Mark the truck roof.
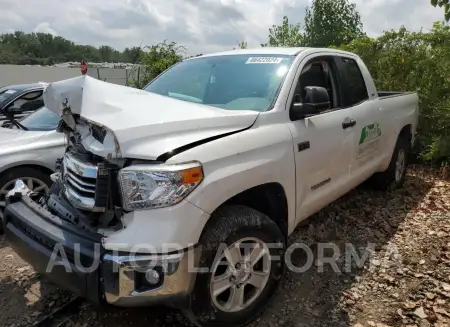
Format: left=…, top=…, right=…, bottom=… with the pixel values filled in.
left=199, top=47, right=307, bottom=57
left=191, top=47, right=357, bottom=59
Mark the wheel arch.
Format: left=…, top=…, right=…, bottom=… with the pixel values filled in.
left=399, top=124, right=412, bottom=145
left=0, top=163, right=54, bottom=181
left=199, top=182, right=289, bottom=240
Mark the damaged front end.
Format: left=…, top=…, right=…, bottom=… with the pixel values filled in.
left=52, top=117, right=126, bottom=231
left=47, top=148, right=126, bottom=233
left=2, top=114, right=126, bottom=234
left=40, top=78, right=127, bottom=232
left=32, top=75, right=257, bottom=235
left=5, top=116, right=128, bottom=233
left=58, top=112, right=122, bottom=160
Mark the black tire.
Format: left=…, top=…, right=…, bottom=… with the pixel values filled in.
left=369, top=134, right=410, bottom=190
left=0, top=167, right=52, bottom=232
left=184, top=205, right=286, bottom=327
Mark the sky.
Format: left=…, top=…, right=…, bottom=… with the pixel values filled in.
left=0, top=0, right=445, bottom=55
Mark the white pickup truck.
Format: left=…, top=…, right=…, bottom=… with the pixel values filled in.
left=4, top=48, right=418, bottom=326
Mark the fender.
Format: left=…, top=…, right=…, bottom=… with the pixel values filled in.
left=166, top=117, right=297, bottom=236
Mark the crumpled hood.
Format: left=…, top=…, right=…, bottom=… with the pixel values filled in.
left=0, top=127, right=46, bottom=153
left=43, top=76, right=259, bottom=160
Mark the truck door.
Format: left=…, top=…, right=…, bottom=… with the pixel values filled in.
left=287, top=55, right=355, bottom=225
left=335, top=57, right=382, bottom=184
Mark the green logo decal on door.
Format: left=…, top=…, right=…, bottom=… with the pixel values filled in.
left=357, top=122, right=382, bottom=160
left=359, top=122, right=381, bottom=145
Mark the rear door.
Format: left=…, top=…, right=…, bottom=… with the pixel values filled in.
left=335, top=57, right=383, bottom=184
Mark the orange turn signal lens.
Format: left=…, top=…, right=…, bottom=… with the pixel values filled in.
left=182, top=167, right=204, bottom=184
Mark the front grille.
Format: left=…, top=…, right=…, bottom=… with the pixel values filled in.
left=66, top=168, right=96, bottom=197
left=61, top=152, right=119, bottom=213
left=62, top=153, right=98, bottom=211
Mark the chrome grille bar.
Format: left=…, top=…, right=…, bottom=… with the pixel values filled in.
left=66, top=171, right=96, bottom=193
left=67, top=178, right=96, bottom=194
left=62, top=153, right=98, bottom=210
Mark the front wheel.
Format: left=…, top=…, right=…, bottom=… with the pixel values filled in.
left=0, top=167, right=52, bottom=232
left=185, top=205, right=285, bottom=327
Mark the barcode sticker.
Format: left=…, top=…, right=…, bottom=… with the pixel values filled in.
left=246, top=57, right=283, bottom=64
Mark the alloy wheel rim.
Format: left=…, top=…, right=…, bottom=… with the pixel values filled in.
left=395, top=149, right=405, bottom=182
left=0, top=178, right=49, bottom=217
left=209, top=237, right=271, bottom=313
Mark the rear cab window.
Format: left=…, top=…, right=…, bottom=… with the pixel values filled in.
left=338, top=57, right=369, bottom=107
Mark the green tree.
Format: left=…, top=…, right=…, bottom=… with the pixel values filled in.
left=338, top=22, right=450, bottom=161
left=304, top=0, right=364, bottom=47
left=136, top=40, right=186, bottom=87
left=123, top=47, right=143, bottom=63
left=261, top=16, right=304, bottom=47
left=99, top=45, right=114, bottom=62
left=0, top=31, right=137, bottom=65
left=431, top=0, right=450, bottom=21
left=235, top=41, right=248, bottom=49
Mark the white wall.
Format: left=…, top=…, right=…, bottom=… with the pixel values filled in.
left=0, top=65, right=140, bottom=86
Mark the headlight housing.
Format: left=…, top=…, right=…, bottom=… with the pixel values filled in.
left=118, top=162, right=203, bottom=211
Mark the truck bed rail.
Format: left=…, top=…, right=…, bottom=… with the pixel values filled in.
left=378, top=91, right=416, bottom=99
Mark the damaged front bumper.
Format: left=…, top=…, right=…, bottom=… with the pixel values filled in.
left=3, top=184, right=199, bottom=307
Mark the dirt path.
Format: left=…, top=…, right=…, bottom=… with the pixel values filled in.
left=1, top=165, right=449, bottom=327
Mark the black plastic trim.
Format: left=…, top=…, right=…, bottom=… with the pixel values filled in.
left=156, top=125, right=254, bottom=162
left=297, top=141, right=310, bottom=152
left=311, top=177, right=331, bottom=191
left=4, top=199, right=102, bottom=303
left=378, top=91, right=414, bottom=100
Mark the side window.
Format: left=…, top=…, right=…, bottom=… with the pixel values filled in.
left=340, top=58, right=368, bottom=106
left=5, top=90, right=44, bottom=111
left=294, top=57, right=340, bottom=109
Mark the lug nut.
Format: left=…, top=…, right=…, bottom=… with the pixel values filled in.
left=229, top=276, right=236, bottom=282
left=235, top=263, right=241, bottom=269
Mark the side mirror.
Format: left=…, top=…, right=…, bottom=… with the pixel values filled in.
left=5, top=107, right=23, bottom=118
left=290, top=86, right=331, bottom=120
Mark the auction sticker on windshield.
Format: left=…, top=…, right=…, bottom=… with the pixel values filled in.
left=357, top=122, right=381, bottom=160
left=246, top=57, right=283, bottom=64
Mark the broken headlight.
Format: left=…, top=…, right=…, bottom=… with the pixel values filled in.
left=118, top=162, right=203, bottom=211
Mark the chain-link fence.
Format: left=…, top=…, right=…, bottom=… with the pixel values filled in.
left=88, top=66, right=146, bottom=86
left=0, top=65, right=147, bottom=87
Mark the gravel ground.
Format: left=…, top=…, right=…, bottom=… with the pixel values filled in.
left=1, top=165, right=449, bottom=327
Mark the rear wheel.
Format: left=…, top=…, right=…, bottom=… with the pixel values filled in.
left=370, top=135, right=410, bottom=190
left=185, top=205, right=285, bottom=327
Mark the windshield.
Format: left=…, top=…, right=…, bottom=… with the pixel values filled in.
left=0, top=88, right=19, bottom=106
left=143, top=54, right=294, bottom=112
left=19, top=107, right=60, bottom=131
